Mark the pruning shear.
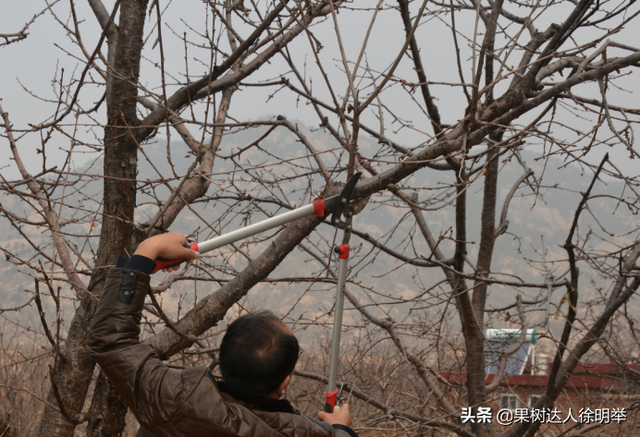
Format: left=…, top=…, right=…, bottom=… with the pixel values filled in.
left=152, top=172, right=367, bottom=273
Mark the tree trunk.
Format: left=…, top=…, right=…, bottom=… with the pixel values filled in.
left=467, top=152, right=499, bottom=437
left=87, top=374, right=129, bottom=437
left=34, top=1, right=149, bottom=435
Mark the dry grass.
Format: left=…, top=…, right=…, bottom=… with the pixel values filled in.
left=0, top=326, right=51, bottom=436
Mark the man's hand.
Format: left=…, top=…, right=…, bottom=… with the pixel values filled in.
left=317, top=403, right=352, bottom=428
left=134, top=232, right=199, bottom=272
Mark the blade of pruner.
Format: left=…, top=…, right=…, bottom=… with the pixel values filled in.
left=331, top=172, right=362, bottom=226
left=350, top=194, right=370, bottom=216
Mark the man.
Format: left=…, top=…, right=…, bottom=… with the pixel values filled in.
left=88, top=232, right=357, bottom=437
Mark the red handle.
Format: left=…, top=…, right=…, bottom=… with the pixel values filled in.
left=312, top=198, right=326, bottom=217
left=324, top=388, right=338, bottom=413
left=152, top=242, right=199, bottom=274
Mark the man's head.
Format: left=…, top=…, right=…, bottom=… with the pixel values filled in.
left=219, top=311, right=300, bottom=397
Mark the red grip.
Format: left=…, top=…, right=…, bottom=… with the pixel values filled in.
left=312, top=199, right=325, bottom=217
left=152, top=242, right=199, bottom=274
left=325, top=388, right=338, bottom=413
left=336, top=244, right=350, bottom=259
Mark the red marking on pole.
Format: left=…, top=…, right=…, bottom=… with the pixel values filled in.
left=312, top=199, right=325, bottom=217
left=337, top=244, right=350, bottom=259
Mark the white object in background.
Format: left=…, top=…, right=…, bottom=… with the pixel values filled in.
left=485, top=328, right=537, bottom=344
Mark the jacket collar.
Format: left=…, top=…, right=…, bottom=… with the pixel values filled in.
left=217, top=379, right=297, bottom=414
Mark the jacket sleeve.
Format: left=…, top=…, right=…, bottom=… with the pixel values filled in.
left=306, top=417, right=359, bottom=437
left=87, top=268, right=205, bottom=428
left=333, top=424, right=360, bottom=437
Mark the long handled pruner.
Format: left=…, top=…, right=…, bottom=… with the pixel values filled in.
left=323, top=172, right=368, bottom=413
left=151, top=173, right=367, bottom=274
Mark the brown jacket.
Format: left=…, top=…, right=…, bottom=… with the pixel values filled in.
left=88, top=268, right=356, bottom=437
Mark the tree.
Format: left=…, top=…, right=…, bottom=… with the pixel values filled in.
left=0, top=0, right=639, bottom=436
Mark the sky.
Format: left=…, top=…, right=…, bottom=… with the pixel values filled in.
left=1, top=0, right=639, bottom=181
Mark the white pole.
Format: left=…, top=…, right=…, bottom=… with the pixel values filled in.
left=197, top=203, right=317, bottom=254
left=327, top=256, right=348, bottom=393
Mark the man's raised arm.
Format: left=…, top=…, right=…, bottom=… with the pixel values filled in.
left=87, top=233, right=201, bottom=427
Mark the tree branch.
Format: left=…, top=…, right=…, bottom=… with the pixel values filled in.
left=0, top=104, right=89, bottom=296
left=397, top=0, right=443, bottom=136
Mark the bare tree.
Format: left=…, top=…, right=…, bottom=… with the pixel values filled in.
left=1, top=0, right=639, bottom=436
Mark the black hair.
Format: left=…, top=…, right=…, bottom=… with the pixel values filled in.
left=219, top=311, right=300, bottom=397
